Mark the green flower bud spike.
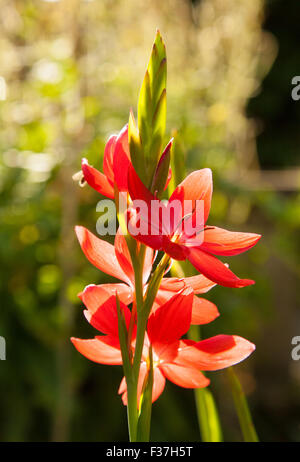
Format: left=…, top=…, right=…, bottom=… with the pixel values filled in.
left=129, top=30, right=167, bottom=188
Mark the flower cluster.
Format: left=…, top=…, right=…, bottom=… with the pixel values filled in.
left=71, top=122, right=260, bottom=404
left=71, top=31, right=261, bottom=441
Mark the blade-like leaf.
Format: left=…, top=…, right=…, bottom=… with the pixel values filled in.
left=227, top=367, right=259, bottom=442
left=128, top=110, right=146, bottom=184
left=116, top=293, right=131, bottom=377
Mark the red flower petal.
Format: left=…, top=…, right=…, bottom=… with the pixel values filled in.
left=119, top=364, right=166, bottom=405
left=113, top=124, right=131, bottom=191
left=191, top=296, right=219, bottom=325
left=128, top=162, right=156, bottom=205
left=182, top=274, right=216, bottom=294
left=83, top=295, right=132, bottom=338
left=113, top=227, right=154, bottom=287
left=127, top=164, right=171, bottom=240
left=159, top=273, right=217, bottom=295
left=165, top=167, right=172, bottom=190
left=187, top=247, right=255, bottom=288
left=143, top=245, right=155, bottom=286
left=79, top=283, right=133, bottom=312
left=147, top=289, right=193, bottom=345
left=162, top=236, right=188, bottom=260
left=75, top=226, right=131, bottom=285
left=153, top=341, right=180, bottom=363
left=169, top=168, right=212, bottom=224
left=114, top=228, right=134, bottom=285
left=71, top=336, right=122, bottom=365
left=159, top=277, right=186, bottom=293
left=176, top=335, right=255, bottom=371
left=102, top=135, right=117, bottom=184
left=159, top=363, right=210, bottom=388
left=126, top=206, right=163, bottom=250
left=201, top=226, right=261, bottom=256
left=81, top=158, right=114, bottom=199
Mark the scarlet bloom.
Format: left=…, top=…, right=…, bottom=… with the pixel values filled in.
left=75, top=225, right=219, bottom=326
left=71, top=289, right=255, bottom=404
left=81, top=124, right=171, bottom=199
left=127, top=165, right=261, bottom=288
left=81, top=124, right=130, bottom=198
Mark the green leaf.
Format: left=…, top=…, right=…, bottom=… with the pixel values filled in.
left=128, top=110, right=146, bottom=184
left=116, top=294, right=131, bottom=377
left=227, top=367, right=259, bottom=442
left=188, top=324, right=223, bottom=442
left=194, top=388, right=223, bottom=442
left=168, top=129, right=186, bottom=191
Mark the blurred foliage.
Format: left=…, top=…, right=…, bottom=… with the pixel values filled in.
left=0, top=0, right=299, bottom=442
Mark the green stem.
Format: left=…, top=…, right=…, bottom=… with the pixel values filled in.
left=127, top=252, right=170, bottom=441
left=143, top=253, right=170, bottom=316
left=227, top=366, right=259, bottom=442
left=133, top=253, right=170, bottom=378
left=116, top=294, right=138, bottom=441
left=124, top=244, right=146, bottom=442
left=188, top=325, right=223, bottom=442
left=126, top=375, right=138, bottom=442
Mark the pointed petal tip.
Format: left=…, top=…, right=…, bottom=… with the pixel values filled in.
left=180, top=286, right=194, bottom=297
left=197, top=167, right=212, bottom=176
left=238, top=279, right=255, bottom=288
left=74, top=224, right=82, bottom=235
left=74, top=225, right=85, bottom=243
left=83, top=309, right=91, bottom=324
left=250, top=341, right=256, bottom=353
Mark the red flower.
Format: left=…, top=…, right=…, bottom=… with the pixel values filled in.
left=127, top=165, right=261, bottom=288
left=71, top=289, right=255, bottom=404
left=82, top=124, right=130, bottom=198
left=81, top=124, right=172, bottom=199
left=75, top=225, right=219, bottom=326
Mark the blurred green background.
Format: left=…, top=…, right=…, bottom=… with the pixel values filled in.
left=0, top=0, right=299, bottom=442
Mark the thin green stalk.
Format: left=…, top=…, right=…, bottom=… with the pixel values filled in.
left=132, top=311, right=148, bottom=381
left=188, top=325, right=223, bottom=442
left=227, top=367, right=259, bottom=442
left=125, top=376, right=138, bottom=441
left=131, top=245, right=147, bottom=382
left=128, top=252, right=170, bottom=441
left=116, top=294, right=138, bottom=441
left=143, top=253, right=170, bottom=317
left=194, top=386, right=223, bottom=442
left=122, top=244, right=146, bottom=442
left=132, top=254, right=170, bottom=378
